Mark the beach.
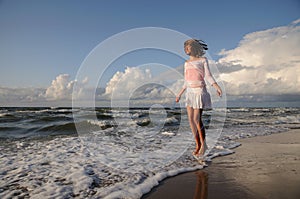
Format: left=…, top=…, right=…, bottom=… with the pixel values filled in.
left=143, top=129, right=300, bottom=199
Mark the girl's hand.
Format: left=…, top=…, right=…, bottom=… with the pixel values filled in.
left=216, top=88, right=222, bottom=97
left=176, top=88, right=186, bottom=103
left=212, top=83, right=222, bottom=97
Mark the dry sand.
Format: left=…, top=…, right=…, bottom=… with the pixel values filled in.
left=143, top=129, right=300, bottom=199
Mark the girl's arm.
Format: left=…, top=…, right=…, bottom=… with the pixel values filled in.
left=204, top=57, right=222, bottom=97
left=176, top=87, right=186, bottom=102
left=212, top=83, right=222, bottom=97
left=203, top=57, right=216, bottom=86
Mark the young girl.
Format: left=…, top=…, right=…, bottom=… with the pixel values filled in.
left=176, top=39, right=222, bottom=156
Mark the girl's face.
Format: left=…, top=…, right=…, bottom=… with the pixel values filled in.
left=184, top=45, right=192, bottom=56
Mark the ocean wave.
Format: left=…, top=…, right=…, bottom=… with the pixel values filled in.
left=28, top=116, right=73, bottom=124
left=136, top=118, right=151, bottom=126
left=87, top=119, right=116, bottom=130
left=0, top=113, right=23, bottom=123
left=37, top=122, right=77, bottom=133
left=0, top=113, right=7, bottom=117
left=0, top=127, right=25, bottom=140
left=164, top=116, right=179, bottom=125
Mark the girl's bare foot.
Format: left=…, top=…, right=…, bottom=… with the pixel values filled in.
left=198, top=147, right=204, bottom=156
left=193, top=149, right=199, bottom=155
left=199, top=142, right=208, bottom=155
left=193, top=146, right=201, bottom=155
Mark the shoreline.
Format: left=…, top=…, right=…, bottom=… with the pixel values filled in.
left=142, top=129, right=300, bottom=199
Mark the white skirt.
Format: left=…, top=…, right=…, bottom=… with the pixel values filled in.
left=185, top=87, right=212, bottom=109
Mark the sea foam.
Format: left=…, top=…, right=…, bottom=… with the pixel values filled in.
left=0, top=107, right=299, bottom=198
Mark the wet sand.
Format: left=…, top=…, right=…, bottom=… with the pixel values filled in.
left=142, top=129, right=300, bottom=199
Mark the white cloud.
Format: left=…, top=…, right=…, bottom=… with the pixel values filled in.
left=105, top=67, right=152, bottom=98
left=104, top=67, right=151, bottom=106
left=104, top=66, right=183, bottom=106
left=291, top=18, right=300, bottom=25
left=218, top=19, right=300, bottom=95
left=0, top=74, right=92, bottom=106
left=0, top=87, right=44, bottom=105
left=43, top=74, right=89, bottom=100
left=43, top=74, right=75, bottom=100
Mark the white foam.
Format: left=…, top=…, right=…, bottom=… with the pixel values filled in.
left=227, top=142, right=241, bottom=149
left=87, top=119, right=114, bottom=128
left=208, top=149, right=235, bottom=159
left=0, top=111, right=250, bottom=198
left=0, top=113, right=7, bottom=117
left=161, top=131, right=175, bottom=136
left=102, top=166, right=204, bottom=199
left=164, top=116, right=178, bottom=124
left=0, top=135, right=212, bottom=198
left=131, top=113, right=141, bottom=119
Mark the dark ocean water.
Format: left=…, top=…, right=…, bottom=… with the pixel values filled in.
left=0, top=107, right=300, bottom=140
left=1, top=107, right=299, bottom=141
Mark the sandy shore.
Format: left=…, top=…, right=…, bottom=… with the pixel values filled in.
left=142, top=129, right=300, bottom=199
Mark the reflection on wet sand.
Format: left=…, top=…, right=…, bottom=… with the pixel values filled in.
left=193, top=170, right=208, bottom=199
left=141, top=169, right=209, bottom=199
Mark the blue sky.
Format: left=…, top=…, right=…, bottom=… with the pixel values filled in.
left=0, top=0, right=299, bottom=106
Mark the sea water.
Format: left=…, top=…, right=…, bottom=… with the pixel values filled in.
left=0, top=107, right=299, bottom=198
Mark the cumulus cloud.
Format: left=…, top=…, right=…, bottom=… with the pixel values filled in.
left=43, top=74, right=75, bottom=100
left=218, top=19, right=300, bottom=95
left=105, top=67, right=152, bottom=98
left=0, top=87, right=45, bottom=106
left=104, top=66, right=183, bottom=106
left=43, top=74, right=89, bottom=100
left=0, top=74, right=92, bottom=106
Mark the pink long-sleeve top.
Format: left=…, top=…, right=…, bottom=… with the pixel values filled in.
left=183, top=57, right=216, bottom=89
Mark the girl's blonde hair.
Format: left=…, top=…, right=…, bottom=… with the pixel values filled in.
left=184, top=39, right=208, bottom=57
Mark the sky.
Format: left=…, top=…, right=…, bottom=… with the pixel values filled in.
left=0, top=0, right=299, bottom=107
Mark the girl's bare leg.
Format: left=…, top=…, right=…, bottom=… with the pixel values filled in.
left=187, top=106, right=201, bottom=155
left=194, top=109, right=206, bottom=155
left=199, top=109, right=206, bottom=141
left=199, top=109, right=207, bottom=155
